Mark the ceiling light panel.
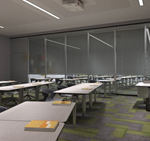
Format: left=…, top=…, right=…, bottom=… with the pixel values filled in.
left=22, top=0, right=60, bottom=19
left=138, top=0, right=144, bottom=6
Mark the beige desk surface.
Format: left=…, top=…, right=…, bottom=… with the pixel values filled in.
left=61, top=79, right=78, bottom=81
left=54, top=83, right=102, bottom=95
left=0, top=101, right=75, bottom=122
left=98, top=79, right=115, bottom=82
left=136, top=82, right=150, bottom=87
left=33, top=78, right=50, bottom=80
left=0, top=120, right=64, bottom=141
left=0, top=80, right=16, bottom=84
left=0, top=82, right=53, bottom=91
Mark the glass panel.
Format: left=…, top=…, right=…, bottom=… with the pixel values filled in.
left=67, top=33, right=88, bottom=75
left=46, top=35, right=65, bottom=74
left=90, top=31, right=114, bottom=75
left=116, top=28, right=144, bottom=95
left=29, top=37, right=45, bottom=74
left=147, top=27, right=150, bottom=76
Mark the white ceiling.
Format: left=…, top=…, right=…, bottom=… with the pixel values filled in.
left=0, top=0, right=149, bottom=37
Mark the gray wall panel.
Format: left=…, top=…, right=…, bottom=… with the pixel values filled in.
left=11, top=38, right=28, bottom=82
left=0, top=35, right=10, bottom=80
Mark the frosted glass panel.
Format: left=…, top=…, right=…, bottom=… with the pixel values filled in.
left=67, top=34, right=88, bottom=75
left=29, top=38, right=45, bottom=74
left=46, top=36, right=65, bottom=74
left=90, top=31, right=114, bottom=75
left=116, top=28, right=144, bottom=75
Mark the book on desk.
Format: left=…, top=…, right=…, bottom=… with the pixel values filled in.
left=24, top=120, right=59, bottom=132
left=52, top=101, right=72, bottom=106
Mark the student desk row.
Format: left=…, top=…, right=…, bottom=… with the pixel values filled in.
left=0, top=82, right=54, bottom=105
left=0, top=101, right=76, bottom=141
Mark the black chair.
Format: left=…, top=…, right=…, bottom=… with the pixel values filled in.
left=40, top=89, right=55, bottom=101
left=0, top=106, right=7, bottom=113
left=4, top=82, right=26, bottom=106
left=56, top=79, right=73, bottom=101
left=89, top=80, right=97, bottom=83
left=23, top=87, right=35, bottom=100
left=4, top=91, right=19, bottom=106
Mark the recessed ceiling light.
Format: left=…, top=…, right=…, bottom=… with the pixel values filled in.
left=22, top=0, right=60, bottom=19
left=0, top=26, right=4, bottom=28
left=138, top=0, right=144, bottom=6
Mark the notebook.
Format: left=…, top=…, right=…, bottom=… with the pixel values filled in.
left=24, top=120, right=59, bottom=132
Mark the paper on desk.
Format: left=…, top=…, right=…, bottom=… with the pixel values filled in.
left=13, top=85, right=24, bottom=88
left=82, top=88, right=93, bottom=90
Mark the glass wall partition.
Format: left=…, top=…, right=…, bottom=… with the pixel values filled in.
left=116, top=27, right=144, bottom=95
left=29, top=37, right=45, bottom=74
left=66, top=32, right=88, bottom=77
left=89, top=30, right=114, bottom=94
left=147, top=26, right=150, bottom=76
left=89, top=30, right=114, bottom=77
left=46, top=34, right=65, bottom=76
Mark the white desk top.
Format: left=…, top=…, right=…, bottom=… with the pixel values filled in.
left=0, top=120, right=64, bottom=141
left=50, top=77, right=64, bottom=79
left=33, top=78, right=50, bottom=80
left=54, top=83, right=102, bottom=95
left=61, top=79, right=78, bottom=81
left=97, top=79, right=115, bottom=82
left=136, top=82, right=150, bottom=87
left=0, top=101, right=75, bottom=122
left=0, top=82, right=54, bottom=91
left=0, top=80, right=16, bottom=84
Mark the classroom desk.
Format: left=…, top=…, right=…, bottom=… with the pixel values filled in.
left=0, top=82, right=54, bottom=105
left=0, top=80, right=16, bottom=86
left=136, top=82, right=150, bottom=98
left=97, top=79, right=115, bottom=96
left=0, top=120, right=64, bottom=141
left=0, top=101, right=76, bottom=126
left=54, top=83, right=102, bottom=116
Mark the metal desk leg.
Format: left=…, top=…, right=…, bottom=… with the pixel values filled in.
left=125, top=79, right=127, bottom=87
left=104, top=83, right=106, bottom=97
left=46, top=84, right=49, bottom=88
left=0, top=92, right=4, bottom=106
left=35, top=86, right=40, bottom=101
left=94, top=91, right=96, bottom=103
left=19, top=89, right=23, bottom=103
left=82, top=95, right=86, bottom=116
left=89, top=93, right=92, bottom=108
left=109, top=82, right=111, bottom=95
left=73, top=104, right=76, bottom=126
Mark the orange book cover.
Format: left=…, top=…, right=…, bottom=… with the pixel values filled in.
left=52, top=101, right=72, bottom=106
left=82, top=88, right=93, bottom=90
left=25, top=120, right=59, bottom=132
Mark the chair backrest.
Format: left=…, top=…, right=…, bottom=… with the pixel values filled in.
left=41, top=89, right=55, bottom=99
left=89, top=80, right=96, bottom=83
left=0, top=106, right=7, bottom=113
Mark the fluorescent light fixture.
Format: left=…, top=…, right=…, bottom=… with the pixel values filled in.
left=89, top=34, right=113, bottom=48
left=138, top=0, right=144, bottom=6
left=22, top=0, right=60, bottom=19
left=0, top=26, right=4, bottom=28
